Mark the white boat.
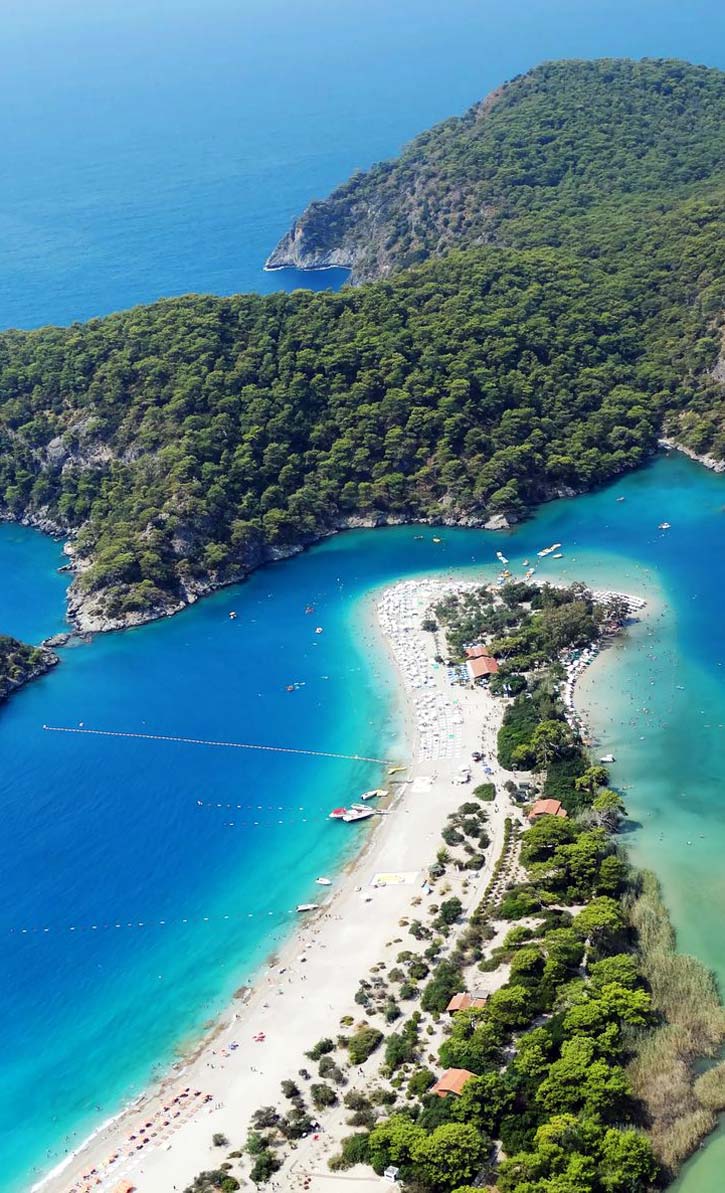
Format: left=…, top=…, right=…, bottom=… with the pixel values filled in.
left=496, top=551, right=509, bottom=565
left=342, top=806, right=375, bottom=823
left=315, top=626, right=324, bottom=634
left=360, top=788, right=388, bottom=800
left=552, top=553, right=564, bottom=559
left=537, top=542, right=562, bottom=557
left=296, top=903, right=318, bottom=913
left=315, top=877, right=332, bottom=886
left=329, top=807, right=347, bottom=820
left=600, top=753, right=616, bottom=764
left=658, top=522, right=671, bottom=530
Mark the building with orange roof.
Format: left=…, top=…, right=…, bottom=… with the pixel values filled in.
left=465, top=644, right=491, bottom=658
left=466, top=655, right=499, bottom=681
left=528, top=798, right=568, bottom=822
left=445, top=992, right=488, bottom=1013
left=431, top=1068, right=476, bottom=1098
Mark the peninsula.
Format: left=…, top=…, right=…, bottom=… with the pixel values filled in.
left=0, top=59, right=721, bottom=631
left=42, top=576, right=725, bottom=1193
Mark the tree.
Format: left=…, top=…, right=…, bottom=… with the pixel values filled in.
left=368, top=1115, right=425, bottom=1171
left=573, top=898, right=626, bottom=948
left=530, top=719, right=574, bottom=769
left=592, top=789, right=626, bottom=831
left=598, top=1127, right=659, bottom=1191
left=410, top=1122, right=486, bottom=1191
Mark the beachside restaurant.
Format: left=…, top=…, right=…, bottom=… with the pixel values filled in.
left=528, top=798, right=568, bottom=822
left=465, top=655, right=499, bottom=683
left=431, top=1068, right=476, bottom=1098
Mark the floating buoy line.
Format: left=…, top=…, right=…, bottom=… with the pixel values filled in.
left=8, top=905, right=309, bottom=938
left=42, top=724, right=392, bottom=765
left=196, top=800, right=306, bottom=813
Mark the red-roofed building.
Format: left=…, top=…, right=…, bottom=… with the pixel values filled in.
left=445, top=993, right=488, bottom=1014
left=431, top=1068, right=476, bottom=1098
left=465, top=644, right=491, bottom=658
left=528, top=798, right=568, bottom=822
left=466, top=656, right=499, bottom=681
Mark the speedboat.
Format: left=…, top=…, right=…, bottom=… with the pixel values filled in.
left=315, top=877, right=332, bottom=886
left=360, top=788, right=388, bottom=800
left=329, top=807, right=347, bottom=819
left=296, top=903, right=318, bottom=913
left=599, top=753, right=616, bottom=764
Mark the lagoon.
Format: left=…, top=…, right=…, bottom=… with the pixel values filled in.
left=3, top=451, right=725, bottom=1190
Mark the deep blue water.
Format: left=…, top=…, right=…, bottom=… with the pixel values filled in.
left=1, top=0, right=724, bottom=329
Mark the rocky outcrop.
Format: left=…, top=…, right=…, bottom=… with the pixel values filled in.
left=0, top=642, right=58, bottom=702
left=658, top=436, right=725, bottom=474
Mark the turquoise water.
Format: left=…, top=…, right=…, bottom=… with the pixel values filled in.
left=4, top=452, right=725, bottom=1190
left=1, top=0, right=725, bottom=329
left=4, top=0, right=725, bottom=1186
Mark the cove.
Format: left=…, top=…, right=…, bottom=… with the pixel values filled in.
left=3, top=450, right=725, bottom=1191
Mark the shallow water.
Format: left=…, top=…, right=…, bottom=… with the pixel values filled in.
left=4, top=452, right=725, bottom=1190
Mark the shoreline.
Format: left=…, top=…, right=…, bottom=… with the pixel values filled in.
left=30, top=571, right=656, bottom=1193
left=33, top=574, right=527, bottom=1193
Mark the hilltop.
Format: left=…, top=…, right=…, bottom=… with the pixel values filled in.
left=0, top=58, right=722, bottom=628
left=267, top=58, right=725, bottom=281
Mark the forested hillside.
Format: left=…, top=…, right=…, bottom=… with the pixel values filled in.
left=0, top=59, right=723, bottom=627
left=267, top=58, right=725, bottom=281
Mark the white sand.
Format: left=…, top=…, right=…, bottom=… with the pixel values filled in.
left=37, top=577, right=526, bottom=1193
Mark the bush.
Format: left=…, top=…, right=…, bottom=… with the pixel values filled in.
left=311, top=1082, right=338, bottom=1110
left=249, top=1149, right=281, bottom=1185
left=421, top=960, right=464, bottom=1013
left=408, top=1067, right=436, bottom=1098
left=328, top=1132, right=371, bottom=1171
left=212, top=1132, right=228, bottom=1147
left=474, top=783, right=496, bottom=801
left=306, top=1037, right=335, bottom=1060
left=348, top=1025, right=384, bottom=1065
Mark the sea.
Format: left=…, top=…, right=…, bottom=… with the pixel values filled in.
left=2, top=1, right=725, bottom=1189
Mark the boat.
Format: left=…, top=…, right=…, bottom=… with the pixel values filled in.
left=315, top=626, right=324, bottom=634
left=496, top=551, right=509, bottom=565
left=328, top=807, right=347, bottom=820
left=432, top=536, right=442, bottom=543
left=360, top=788, right=388, bottom=800
left=304, top=604, right=315, bottom=614
left=341, top=806, right=375, bottom=823
left=552, top=553, right=564, bottom=559
left=315, top=877, right=332, bottom=886
left=599, top=753, right=616, bottom=764
left=658, top=522, right=671, bottom=530
left=537, top=542, right=562, bottom=557
left=616, top=497, right=625, bottom=503
left=388, top=765, right=407, bottom=775
left=296, top=903, right=318, bottom=913
left=228, top=611, right=237, bottom=620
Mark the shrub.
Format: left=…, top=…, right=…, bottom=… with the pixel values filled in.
left=311, top=1082, right=338, bottom=1110
left=249, top=1149, right=280, bottom=1185
left=212, top=1132, right=228, bottom=1147
left=306, top=1037, right=335, bottom=1060
left=328, top=1132, right=371, bottom=1171
left=348, top=1025, right=384, bottom=1065
left=474, top=783, right=496, bottom=801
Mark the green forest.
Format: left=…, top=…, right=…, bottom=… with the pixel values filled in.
left=0, top=634, right=55, bottom=698
left=0, top=58, right=723, bottom=623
